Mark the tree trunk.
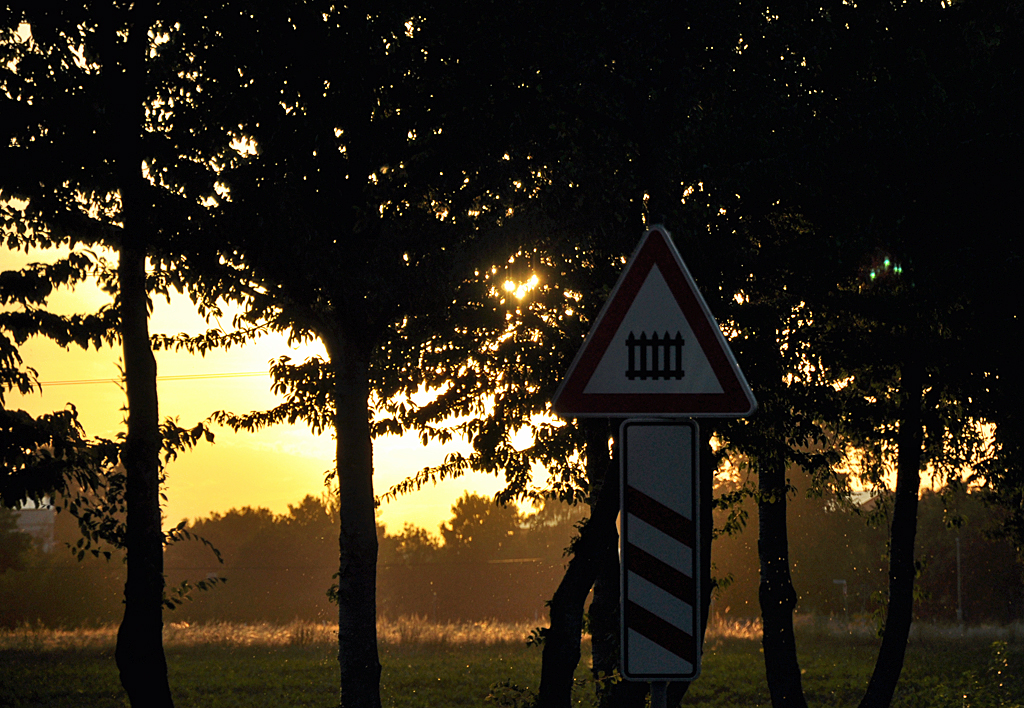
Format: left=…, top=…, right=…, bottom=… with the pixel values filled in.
left=589, top=535, right=620, bottom=693
left=587, top=420, right=615, bottom=684
left=109, top=1, right=173, bottom=705
left=757, top=450, right=808, bottom=708
left=592, top=527, right=653, bottom=708
left=324, top=327, right=382, bottom=708
left=115, top=236, right=173, bottom=708
left=536, top=419, right=619, bottom=708
left=859, top=359, right=925, bottom=708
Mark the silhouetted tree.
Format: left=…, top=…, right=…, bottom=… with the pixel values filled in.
left=2, top=4, right=222, bottom=704
left=695, top=2, right=1024, bottom=706
left=151, top=3, right=544, bottom=704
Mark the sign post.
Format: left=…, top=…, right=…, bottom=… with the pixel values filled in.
left=550, top=226, right=757, bottom=702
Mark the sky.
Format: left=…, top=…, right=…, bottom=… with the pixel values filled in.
left=1, top=246, right=508, bottom=538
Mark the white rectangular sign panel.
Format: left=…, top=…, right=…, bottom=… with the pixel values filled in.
left=620, top=419, right=701, bottom=681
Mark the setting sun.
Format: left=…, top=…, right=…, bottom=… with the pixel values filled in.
left=502, top=273, right=540, bottom=300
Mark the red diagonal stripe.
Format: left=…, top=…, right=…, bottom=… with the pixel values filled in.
left=625, top=544, right=696, bottom=604
left=624, top=600, right=696, bottom=665
left=625, top=486, right=695, bottom=548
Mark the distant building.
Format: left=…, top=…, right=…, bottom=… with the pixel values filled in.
left=13, top=499, right=56, bottom=553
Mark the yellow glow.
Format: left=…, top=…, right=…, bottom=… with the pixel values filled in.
left=0, top=247, right=508, bottom=536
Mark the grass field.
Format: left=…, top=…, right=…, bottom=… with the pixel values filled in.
left=1, top=618, right=1022, bottom=707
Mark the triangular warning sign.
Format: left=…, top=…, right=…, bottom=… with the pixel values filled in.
left=551, top=226, right=756, bottom=417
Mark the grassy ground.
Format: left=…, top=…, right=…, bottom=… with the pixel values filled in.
left=1, top=619, right=1022, bottom=707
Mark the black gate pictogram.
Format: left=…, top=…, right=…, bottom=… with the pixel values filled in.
left=625, top=331, right=685, bottom=380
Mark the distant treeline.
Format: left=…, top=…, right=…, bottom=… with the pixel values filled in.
left=1, top=484, right=1020, bottom=628
left=160, top=492, right=587, bottom=624
left=0, top=493, right=586, bottom=627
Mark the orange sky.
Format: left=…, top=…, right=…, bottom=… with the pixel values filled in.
left=2, top=247, right=507, bottom=538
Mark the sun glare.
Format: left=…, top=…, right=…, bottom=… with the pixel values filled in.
left=502, top=274, right=540, bottom=300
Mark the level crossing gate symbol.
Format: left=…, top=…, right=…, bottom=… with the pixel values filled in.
left=626, top=331, right=686, bottom=381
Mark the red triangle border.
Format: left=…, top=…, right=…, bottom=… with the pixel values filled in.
left=551, top=227, right=756, bottom=417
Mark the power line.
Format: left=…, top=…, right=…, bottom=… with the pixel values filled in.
left=39, top=371, right=268, bottom=386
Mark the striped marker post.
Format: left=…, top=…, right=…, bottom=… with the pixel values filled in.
left=620, top=419, right=700, bottom=682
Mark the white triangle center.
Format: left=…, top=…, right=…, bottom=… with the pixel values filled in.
left=582, top=265, right=725, bottom=395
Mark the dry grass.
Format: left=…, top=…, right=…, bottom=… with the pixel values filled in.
left=163, top=620, right=334, bottom=647
left=377, top=615, right=538, bottom=645
left=706, top=616, right=764, bottom=640
left=0, top=624, right=118, bottom=652
left=3, top=616, right=1020, bottom=653
left=0, top=616, right=541, bottom=652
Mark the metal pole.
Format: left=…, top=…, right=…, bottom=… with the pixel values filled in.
left=651, top=681, right=668, bottom=708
